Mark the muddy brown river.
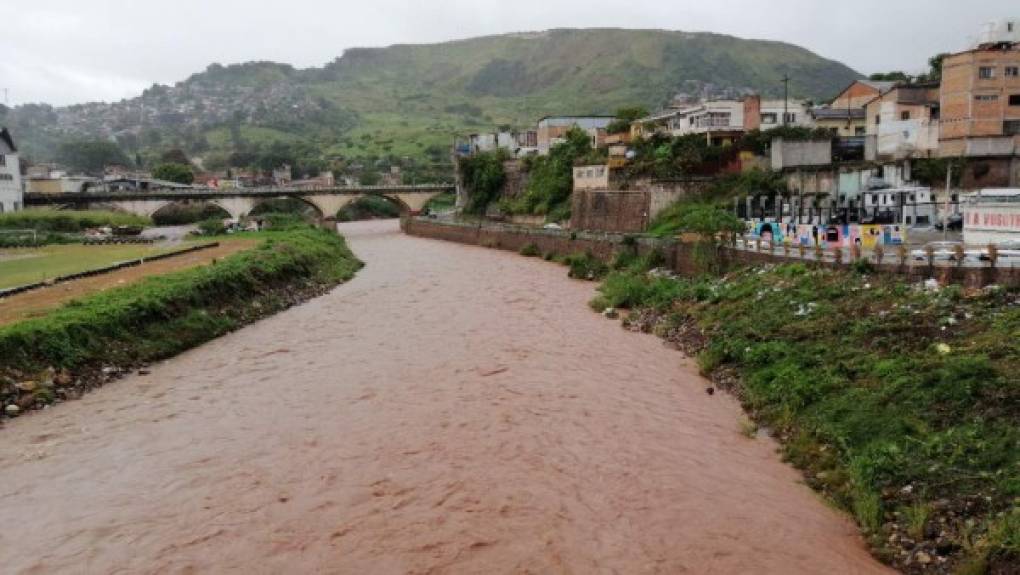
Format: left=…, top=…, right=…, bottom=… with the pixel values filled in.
left=0, top=220, right=890, bottom=574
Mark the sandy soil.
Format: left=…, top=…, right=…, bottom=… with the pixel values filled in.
left=0, top=220, right=890, bottom=574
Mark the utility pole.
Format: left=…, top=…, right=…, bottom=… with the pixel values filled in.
left=943, top=161, right=952, bottom=242
left=782, top=75, right=790, bottom=127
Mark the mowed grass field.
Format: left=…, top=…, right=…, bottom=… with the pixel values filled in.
left=0, top=244, right=184, bottom=289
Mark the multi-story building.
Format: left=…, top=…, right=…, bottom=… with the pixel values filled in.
left=743, top=96, right=815, bottom=131
left=939, top=21, right=1020, bottom=188
left=536, top=116, right=616, bottom=155
left=0, top=128, right=23, bottom=213
left=811, top=80, right=895, bottom=137
left=865, top=84, right=941, bottom=162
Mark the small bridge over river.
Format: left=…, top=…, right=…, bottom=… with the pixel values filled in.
left=23, top=184, right=456, bottom=222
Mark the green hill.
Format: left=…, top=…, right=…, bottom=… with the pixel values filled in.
left=2, top=28, right=861, bottom=174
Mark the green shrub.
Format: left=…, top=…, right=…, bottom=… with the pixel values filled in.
left=519, top=243, right=541, bottom=257
left=0, top=209, right=150, bottom=232
left=565, top=251, right=608, bottom=281
left=197, top=218, right=226, bottom=236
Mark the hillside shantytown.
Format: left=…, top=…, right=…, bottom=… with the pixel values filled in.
left=0, top=7, right=1018, bottom=575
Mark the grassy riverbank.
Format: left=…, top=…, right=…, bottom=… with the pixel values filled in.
left=591, top=260, right=1018, bottom=574
left=0, top=225, right=361, bottom=416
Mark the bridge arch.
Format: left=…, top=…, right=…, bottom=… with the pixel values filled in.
left=150, top=201, right=232, bottom=225
left=247, top=196, right=325, bottom=221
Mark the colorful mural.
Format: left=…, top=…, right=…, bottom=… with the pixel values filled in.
left=747, top=221, right=906, bottom=248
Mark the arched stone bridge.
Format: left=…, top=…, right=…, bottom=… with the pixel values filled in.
left=23, top=184, right=455, bottom=222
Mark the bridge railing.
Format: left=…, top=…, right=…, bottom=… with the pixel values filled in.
left=25, top=183, right=456, bottom=202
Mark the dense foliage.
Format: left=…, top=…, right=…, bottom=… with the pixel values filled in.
left=504, top=127, right=601, bottom=222
left=152, top=163, right=195, bottom=184
left=55, top=141, right=131, bottom=175
left=457, top=150, right=507, bottom=214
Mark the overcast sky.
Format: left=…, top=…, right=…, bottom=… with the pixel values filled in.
left=1, top=0, right=1014, bottom=106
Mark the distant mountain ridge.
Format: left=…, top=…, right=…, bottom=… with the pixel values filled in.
left=0, top=28, right=862, bottom=167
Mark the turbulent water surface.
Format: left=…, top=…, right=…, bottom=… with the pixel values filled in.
left=0, top=220, right=890, bottom=574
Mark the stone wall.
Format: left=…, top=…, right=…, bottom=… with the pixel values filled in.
left=402, top=218, right=1019, bottom=289
left=570, top=190, right=651, bottom=233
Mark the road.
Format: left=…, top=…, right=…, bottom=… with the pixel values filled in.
left=0, top=220, right=890, bottom=574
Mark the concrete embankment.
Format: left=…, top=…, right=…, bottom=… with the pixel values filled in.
left=402, top=217, right=1020, bottom=288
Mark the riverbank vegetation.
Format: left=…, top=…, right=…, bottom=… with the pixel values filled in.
left=590, top=256, right=1019, bottom=573
left=502, top=127, right=604, bottom=223
left=0, top=224, right=361, bottom=417
left=0, top=209, right=150, bottom=232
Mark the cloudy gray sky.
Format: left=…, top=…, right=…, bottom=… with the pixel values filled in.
left=1, top=0, right=1014, bottom=106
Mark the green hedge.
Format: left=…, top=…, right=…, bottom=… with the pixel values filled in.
left=0, top=228, right=361, bottom=373
left=0, top=209, right=151, bottom=232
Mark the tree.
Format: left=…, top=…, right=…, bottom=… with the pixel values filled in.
left=358, top=170, right=381, bottom=186
left=457, top=150, right=506, bottom=214
left=161, top=148, right=192, bottom=166
left=153, top=163, right=195, bottom=184
left=868, top=71, right=911, bottom=83
left=918, top=53, right=949, bottom=83
left=606, top=106, right=649, bottom=134
left=56, top=141, right=130, bottom=175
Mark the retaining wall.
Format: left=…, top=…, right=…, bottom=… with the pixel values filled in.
left=402, top=218, right=1020, bottom=289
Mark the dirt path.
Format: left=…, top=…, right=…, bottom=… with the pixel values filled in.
left=0, top=239, right=257, bottom=326
left=0, top=220, right=890, bottom=574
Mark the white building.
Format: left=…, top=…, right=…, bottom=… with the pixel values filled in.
left=962, top=189, right=1020, bottom=245
left=977, top=18, right=1020, bottom=46
left=862, top=187, right=936, bottom=227
left=756, top=100, right=814, bottom=129
left=0, top=128, right=23, bottom=214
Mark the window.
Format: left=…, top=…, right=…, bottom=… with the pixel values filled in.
left=1007, top=67, right=1020, bottom=78
left=761, top=112, right=778, bottom=124
left=1005, top=120, right=1020, bottom=135
left=1010, top=95, right=1020, bottom=106
left=901, top=111, right=911, bottom=120
left=0, top=155, right=5, bottom=167
left=975, top=94, right=999, bottom=102
left=855, top=127, right=866, bottom=136
left=874, top=115, right=881, bottom=125
left=783, top=112, right=797, bottom=124
left=979, top=67, right=996, bottom=79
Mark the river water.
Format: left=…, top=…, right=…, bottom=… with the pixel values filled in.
left=0, top=220, right=889, bottom=574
